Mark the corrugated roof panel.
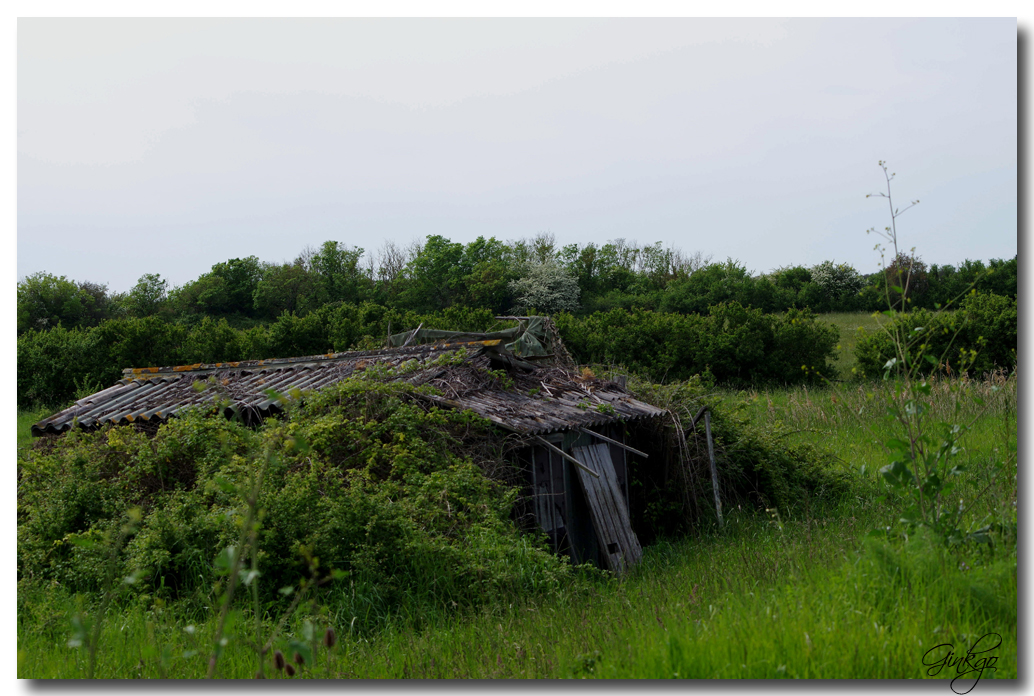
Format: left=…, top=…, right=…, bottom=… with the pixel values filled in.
left=31, top=341, right=665, bottom=437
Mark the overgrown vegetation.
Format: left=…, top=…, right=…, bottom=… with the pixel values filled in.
left=18, top=370, right=1017, bottom=679
left=16, top=162, right=1016, bottom=679
left=19, top=379, right=576, bottom=627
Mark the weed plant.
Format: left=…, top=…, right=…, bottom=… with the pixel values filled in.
left=18, top=508, right=1015, bottom=679
left=858, top=162, right=1016, bottom=546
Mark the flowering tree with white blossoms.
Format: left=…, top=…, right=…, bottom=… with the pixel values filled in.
left=508, top=260, right=581, bottom=315
left=810, top=260, right=863, bottom=305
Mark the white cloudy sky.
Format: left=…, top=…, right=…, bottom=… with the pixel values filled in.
left=17, top=16, right=1018, bottom=292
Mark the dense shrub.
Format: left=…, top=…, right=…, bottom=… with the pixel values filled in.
left=710, top=409, right=850, bottom=516
left=853, top=292, right=1017, bottom=378
left=17, top=326, right=107, bottom=409
left=960, top=291, right=1019, bottom=372
left=658, top=261, right=775, bottom=315
left=17, top=380, right=573, bottom=617
left=555, top=304, right=839, bottom=386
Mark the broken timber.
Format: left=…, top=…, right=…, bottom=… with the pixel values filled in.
left=571, top=443, right=643, bottom=575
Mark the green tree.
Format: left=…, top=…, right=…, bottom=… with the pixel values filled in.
left=211, top=256, right=264, bottom=315
left=456, top=236, right=517, bottom=312
left=398, top=235, right=466, bottom=312
left=18, top=272, right=89, bottom=334
left=253, top=262, right=313, bottom=319
left=127, top=273, right=169, bottom=318
left=306, top=241, right=369, bottom=309
left=173, top=257, right=263, bottom=317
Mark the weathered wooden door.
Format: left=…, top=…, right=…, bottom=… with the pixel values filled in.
left=571, top=443, right=643, bottom=575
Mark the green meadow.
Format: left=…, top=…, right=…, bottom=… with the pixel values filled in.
left=822, top=311, right=883, bottom=378
left=16, top=314, right=1017, bottom=680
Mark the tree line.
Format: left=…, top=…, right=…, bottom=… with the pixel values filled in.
left=17, top=233, right=1017, bottom=409
left=18, top=233, right=1018, bottom=334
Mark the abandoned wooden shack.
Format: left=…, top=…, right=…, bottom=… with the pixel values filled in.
left=32, top=317, right=669, bottom=575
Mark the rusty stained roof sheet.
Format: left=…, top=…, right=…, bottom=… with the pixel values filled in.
left=31, top=340, right=665, bottom=437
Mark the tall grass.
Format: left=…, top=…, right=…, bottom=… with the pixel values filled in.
left=17, top=373, right=1016, bottom=679
left=18, top=507, right=1016, bottom=679
left=727, top=372, right=1015, bottom=472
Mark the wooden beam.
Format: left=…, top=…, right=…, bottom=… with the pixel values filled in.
left=534, top=436, right=600, bottom=479
left=577, top=427, right=649, bottom=459
left=400, top=322, right=423, bottom=348
left=704, top=410, right=724, bottom=529
left=690, top=405, right=708, bottom=430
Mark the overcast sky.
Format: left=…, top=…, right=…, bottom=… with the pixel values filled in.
left=17, top=17, right=1017, bottom=293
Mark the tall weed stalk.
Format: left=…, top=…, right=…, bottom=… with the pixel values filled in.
left=862, top=162, right=1015, bottom=546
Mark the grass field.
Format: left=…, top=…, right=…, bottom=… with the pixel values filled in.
left=16, top=359, right=1017, bottom=679
left=819, top=311, right=883, bottom=379
left=18, top=497, right=1016, bottom=679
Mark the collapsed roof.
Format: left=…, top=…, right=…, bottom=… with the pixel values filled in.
left=32, top=318, right=665, bottom=438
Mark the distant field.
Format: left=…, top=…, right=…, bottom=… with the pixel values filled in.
left=819, top=312, right=882, bottom=379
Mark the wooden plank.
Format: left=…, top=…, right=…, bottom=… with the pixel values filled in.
left=588, top=446, right=632, bottom=574
left=572, top=444, right=643, bottom=575
left=590, top=444, right=641, bottom=570
left=577, top=446, right=621, bottom=573
left=597, top=442, right=640, bottom=566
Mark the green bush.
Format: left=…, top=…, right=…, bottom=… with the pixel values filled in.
left=17, top=317, right=192, bottom=409
left=17, top=379, right=572, bottom=619
left=959, top=291, right=1017, bottom=374
left=17, top=326, right=107, bottom=409
left=709, top=408, right=850, bottom=515
left=555, top=304, right=838, bottom=386
left=853, top=292, right=1017, bottom=379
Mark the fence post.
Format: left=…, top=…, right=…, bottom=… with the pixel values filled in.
left=704, top=410, right=723, bottom=529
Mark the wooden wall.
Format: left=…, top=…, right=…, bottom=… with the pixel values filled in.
left=519, top=423, right=636, bottom=567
